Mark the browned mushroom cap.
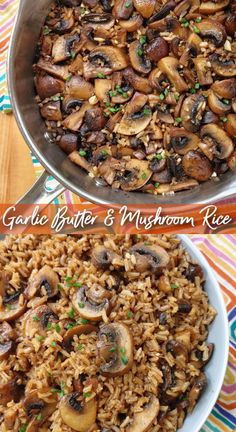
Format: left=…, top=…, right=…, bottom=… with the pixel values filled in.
left=63, top=102, right=92, bottom=131
left=97, top=323, right=133, bottom=376
left=117, top=92, right=152, bottom=135
left=225, top=14, right=236, bottom=37
left=95, top=79, right=111, bottom=103
left=148, top=0, right=176, bottom=23
left=129, top=242, right=169, bottom=273
left=59, top=392, right=97, bottom=432
left=193, top=57, right=213, bottom=86
left=194, top=19, right=226, bottom=47
left=170, top=128, right=199, bottom=155
left=146, top=37, right=169, bottom=62
left=209, top=54, right=236, bottom=78
left=133, top=0, right=156, bottom=18
left=211, top=79, right=236, bottom=99
left=112, top=0, right=134, bottom=19
left=129, top=40, right=151, bottom=75
left=200, top=124, right=234, bottom=159
left=37, top=59, right=71, bottom=81
left=91, top=245, right=119, bottom=269
left=84, top=108, right=107, bottom=131
left=73, top=285, right=112, bottom=321
left=208, top=90, right=232, bottom=115
left=195, top=343, right=214, bottom=366
left=119, top=13, right=143, bottom=32
left=199, top=0, right=229, bottom=14
left=158, top=57, right=188, bottom=93
left=65, top=76, right=94, bottom=100
left=25, top=266, right=59, bottom=300
left=120, top=159, right=152, bottom=191
left=52, top=33, right=81, bottom=64
left=123, top=67, right=153, bottom=94
left=182, top=151, right=213, bottom=181
left=40, top=101, right=62, bottom=121
left=35, top=75, right=64, bottom=100
left=69, top=150, right=92, bottom=172
left=181, top=95, right=206, bottom=132
left=188, top=373, right=207, bottom=412
left=22, top=305, right=58, bottom=338
left=81, top=12, right=115, bottom=30
left=23, top=390, right=57, bottom=428
left=166, top=339, right=189, bottom=360
left=89, top=46, right=128, bottom=71
left=0, top=377, right=24, bottom=406
left=225, top=114, right=236, bottom=137
left=0, top=294, right=27, bottom=322
left=126, top=395, right=160, bottom=432
left=0, top=322, right=16, bottom=360
left=62, top=324, right=97, bottom=352
left=58, top=133, right=79, bottom=154
left=49, top=8, right=75, bottom=34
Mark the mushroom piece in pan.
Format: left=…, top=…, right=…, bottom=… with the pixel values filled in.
left=0, top=274, right=27, bottom=322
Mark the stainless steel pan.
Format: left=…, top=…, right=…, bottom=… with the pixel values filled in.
left=8, top=0, right=236, bottom=206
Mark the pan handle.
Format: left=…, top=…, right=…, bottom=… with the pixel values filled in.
left=17, top=171, right=66, bottom=206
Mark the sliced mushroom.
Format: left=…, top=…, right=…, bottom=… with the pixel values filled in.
left=208, top=90, right=231, bottom=115
left=133, top=0, right=156, bottom=18
left=225, top=14, right=236, bottom=37
left=155, top=179, right=199, bottom=193
left=40, top=101, right=62, bottom=121
left=193, top=57, right=213, bottom=85
left=0, top=377, right=24, bottom=406
left=25, top=266, right=59, bottom=300
left=170, top=128, right=200, bottom=155
left=63, top=102, right=92, bottom=131
left=166, top=339, right=188, bottom=360
left=182, top=150, right=213, bottom=181
left=69, top=150, right=92, bottom=172
left=73, top=285, right=112, bottom=321
left=65, top=76, right=94, bottom=100
left=0, top=294, right=26, bottom=322
left=211, top=79, right=236, bottom=99
left=146, top=37, right=169, bottom=62
left=22, top=305, right=58, bottom=338
left=81, top=13, right=115, bottom=30
left=119, top=14, right=143, bottom=32
left=35, top=75, right=64, bottom=100
left=129, top=40, right=151, bottom=75
left=97, top=323, right=133, bottom=376
left=195, top=19, right=226, bottom=47
left=0, top=322, right=16, bottom=360
left=91, top=245, right=119, bottom=269
left=181, top=95, right=206, bottom=132
left=112, top=0, right=134, bottom=19
left=130, top=242, right=169, bottom=273
left=62, top=324, right=97, bottom=351
left=84, top=108, right=107, bottom=131
left=23, top=390, right=57, bottom=427
left=195, top=343, right=214, bottom=366
left=37, top=59, right=71, bottom=81
left=117, top=92, right=152, bottom=135
left=209, top=54, right=236, bottom=77
left=158, top=57, right=188, bottom=93
left=120, top=159, right=152, bottom=191
left=95, top=79, right=111, bottom=103
left=225, top=114, right=236, bottom=137
left=62, top=96, right=83, bottom=115
left=126, top=396, right=160, bottom=432
left=49, top=9, right=75, bottom=34
left=200, top=124, right=234, bottom=159
left=188, top=373, right=207, bottom=412
left=60, top=392, right=97, bottom=432
left=123, top=67, right=153, bottom=94
left=89, top=46, right=128, bottom=71
left=199, top=0, right=229, bottom=14
left=52, top=33, right=81, bottom=63
left=148, top=0, right=176, bottom=23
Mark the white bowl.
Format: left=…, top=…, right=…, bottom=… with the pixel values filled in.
left=178, top=235, right=229, bottom=432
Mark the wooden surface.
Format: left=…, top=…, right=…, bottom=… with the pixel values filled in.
left=0, top=113, right=36, bottom=203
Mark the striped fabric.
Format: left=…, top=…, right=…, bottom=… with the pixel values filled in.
left=192, top=235, right=236, bottom=432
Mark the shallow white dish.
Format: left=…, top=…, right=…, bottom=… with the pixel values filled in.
left=178, top=235, right=229, bottom=432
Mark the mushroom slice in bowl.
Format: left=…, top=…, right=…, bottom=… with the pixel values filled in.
left=129, top=242, right=169, bottom=273
left=22, top=305, right=58, bottom=338
left=0, top=292, right=26, bottom=323
left=91, top=245, right=120, bottom=269
left=59, top=392, right=97, bottom=432
left=25, top=265, right=59, bottom=299
left=23, top=389, right=58, bottom=430
left=119, top=159, right=152, bottom=191
left=117, top=92, right=152, bottom=135
left=129, top=40, right=151, bottom=75
left=97, top=322, right=133, bottom=376
left=126, top=395, right=160, bottom=432
left=73, top=285, right=112, bottom=321
left=0, top=322, right=17, bottom=360
left=200, top=124, right=234, bottom=159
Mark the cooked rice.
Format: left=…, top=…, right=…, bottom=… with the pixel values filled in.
left=0, top=235, right=216, bottom=432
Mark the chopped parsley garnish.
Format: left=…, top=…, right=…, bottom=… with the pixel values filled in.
left=109, top=90, right=117, bottom=97
left=51, top=341, right=57, bottom=347
left=83, top=392, right=92, bottom=398
left=137, top=48, right=144, bottom=57
left=57, top=283, right=62, bottom=291
left=220, top=116, right=228, bottom=123
left=154, top=153, right=163, bottom=160
left=164, top=88, right=169, bottom=96
left=141, top=172, right=147, bottom=180
left=43, top=26, right=51, bottom=35
left=65, top=277, right=81, bottom=288
left=189, top=88, right=197, bottom=94
left=195, top=83, right=201, bottom=89
left=155, top=182, right=160, bottom=188
left=65, top=322, right=77, bottom=330
left=101, top=150, right=108, bottom=155
left=51, top=95, right=60, bottom=101
left=36, top=413, right=43, bottom=421
left=77, top=343, right=84, bottom=350
left=171, top=283, right=179, bottom=289
left=143, top=108, right=151, bottom=115
left=140, top=35, right=147, bottom=45
left=223, top=99, right=230, bottom=105
left=127, top=310, right=134, bottom=319
left=125, top=1, right=131, bottom=7
left=193, top=26, right=200, bottom=34
left=55, top=324, right=61, bottom=333
left=80, top=7, right=86, bottom=14
left=120, top=347, right=126, bottom=354
left=47, top=322, right=53, bottom=330
left=78, top=302, right=85, bottom=308
left=180, top=18, right=189, bottom=27
left=121, top=355, right=129, bottom=365
left=175, top=117, right=182, bottom=123
left=71, top=50, right=76, bottom=59
left=195, top=17, right=202, bottom=23
left=79, top=150, right=87, bottom=157
left=80, top=318, right=89, bottom=324
left=19, top=425, right=28, bottom=432
left=37, top=336, right=45, bottom=342
left=65, top=74, right=72, bottom=82
left=51, top=384, right=65, bottom=398
left=174, top=93, right=180, bottom=101
left=97, top=72, right=105, bottom=78
left=67, top=308, right=75, bottom=319
left=33, top=315, right=40, bottom=321
left=109, top=346, right=116, bottom=352
left=108, top=106, right=121, bottom=113
left=6, top=304, right=13, bottom=310
left=159, top=93, right=165, bottom=101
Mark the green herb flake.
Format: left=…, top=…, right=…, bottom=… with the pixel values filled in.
left=140, top=35, right=147, bottom=45
left=65, top=322, right=76, bottom=330
left=55, top=324, right=61, bottom=333
left=51, top=386, right=65, bottom=398
left=77, top=343, right=84, bottom=351
left=175, top=117, right=182, bottom=123
left=137, top=48, right=143, bottom=57
left=101, top=150, right=108, bottom=155
left=195, top=17, right=202, bottom=23
left=120, top=347, right=126, bottom=354
left=37, top=336, right=45, bottom=342
left=121, top=355, right=129, bottom=365
left=127, top=310, right=134, bottom=319
left=65, top=74, right=72, bottom=82
left=97, top=72, right=105, bottom=79
left=159, top=93, right=165, bottom=101
left=83, top=392, right=92, bottom=398
left=223, top=99, right=230, bottom=105
left=164, top=88, right=169, bottom=96
left=33, top=315, right=40, bottom=322
left=71, top=50, right=76, bottom=59
left=108, top=106, right=121, bottom=113
left=80, top=7, right=86, bottom=14
left=143, top=108, right=151, bottom=115
left=171, top=283, right=179, bottom=289
left=67, top=308, right=75, bottom=319
left=193, top=26, right=200, bottom=34
left=220, top=116, right=228, bottom=123
left=6, top=304, right=13, bottom=311
left=36, top=413, right=43, bottom=421
left=109, top=90, right=117, bottom=98
left=57, top=283, right=63, bottom=291
left=79, top=150, right=87, bottom=157
left=189, top=88, right=197, bottom=94
left=51, top=95, right=60, bottom=101
left=109, top=346, right=116, bottom=352
left=141, top=172, right=147, bottom=180
left=174, top=93, right=180, bottom=101
left=195, top=83, right=201, bottom=89
left=80, top=318, right=89, bottom=324
left=19, top=425, right=28, bottom=432
left=125, top=1, right=131, bottom=7
left=155, top=182, right=160, bottom=189
left=43, top=26, right=51, bottom=35
left=47, top=322, right=52, bottom=330
left=51, top=341, right=57, bottom=347
left=154, top=153, right=163, bottom=160
left=78, top=302, right=85, bottom=308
